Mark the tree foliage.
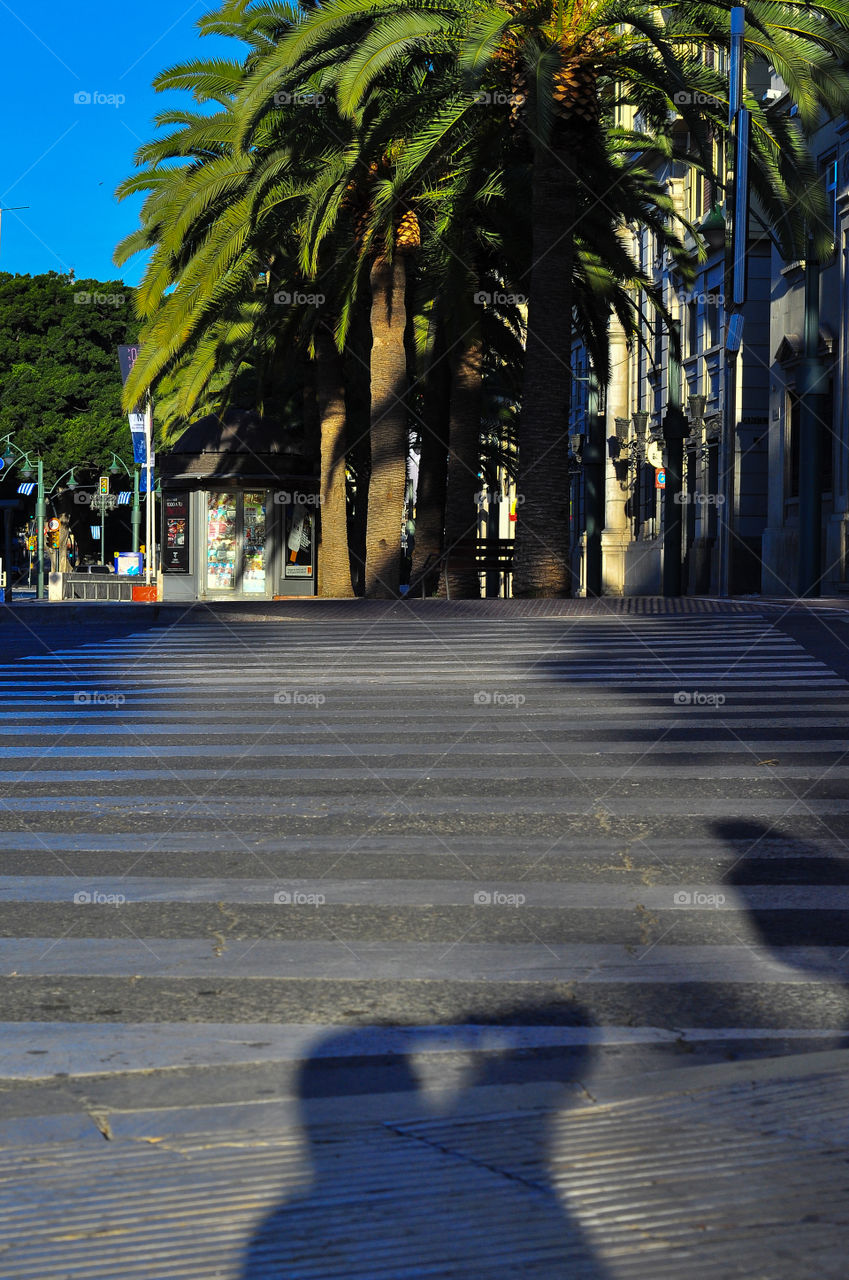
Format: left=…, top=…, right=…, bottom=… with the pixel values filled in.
left=0, top=272, right=138, bottom=484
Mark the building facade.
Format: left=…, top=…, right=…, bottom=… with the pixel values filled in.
left=570, top=99, right=849, bottom=599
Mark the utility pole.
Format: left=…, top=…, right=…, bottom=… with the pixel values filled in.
left=132, top=466, right=141, bottom=554
left=797, top=242, right=825, bottom=596
left=718, top=6, right=750, bottom=595
left=583, top=374, right=605, bottom=597
left=145, top=395, right=154, bottom=585
left=662, top=321, right=688, bottom=596
left=36, top=458, right=45, bottom=600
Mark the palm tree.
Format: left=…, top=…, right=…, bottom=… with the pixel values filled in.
left=249, top=0, right=849, bottom=595
left=115, top=5, right=361, bottom=596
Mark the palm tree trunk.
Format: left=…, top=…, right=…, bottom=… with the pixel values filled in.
left=512, top=146, right=576, bottom=597
left=314, top=329, right=354, bottom=597
left=443, top=333, right=483, bottom=598
left=365, top=253, right=408, bottom=598
left=411, top=319, right=451, bottom=594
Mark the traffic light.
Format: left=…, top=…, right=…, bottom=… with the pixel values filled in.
left=99, top=476, right=110, bottom=496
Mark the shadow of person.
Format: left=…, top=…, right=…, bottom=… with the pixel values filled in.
left=718, top=818, right=849, bottom=1043
left=242, top=1012, right=612, bottom=1279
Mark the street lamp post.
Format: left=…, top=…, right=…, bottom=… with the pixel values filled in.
left=36, top=458, right=45, bottom=601
left=109, top=453, right=141, bottom=553
left=798, top=241, right=825, bottom=596
left=662, top=322, right=689, bottom=597
left=145, top=395, right=154, bottom=586
left=583, top=374, right=605, bottom=597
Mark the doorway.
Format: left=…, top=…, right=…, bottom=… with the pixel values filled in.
left=205, top=490, right=268, bottom=595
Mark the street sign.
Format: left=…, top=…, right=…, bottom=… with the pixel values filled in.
left=47, top=518, right=60, bottom=532
left=656, top=469, right=666, bottom=489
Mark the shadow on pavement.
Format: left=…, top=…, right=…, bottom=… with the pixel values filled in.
left=242, top=1012, right=612, bottom=1280
left=720, top=818, right=849, bottom=1013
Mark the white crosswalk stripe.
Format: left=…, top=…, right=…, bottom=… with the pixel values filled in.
left=1, top=612, right=848, bottom=1077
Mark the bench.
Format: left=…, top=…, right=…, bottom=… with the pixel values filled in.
left=414, top=537, right=515, bottom=599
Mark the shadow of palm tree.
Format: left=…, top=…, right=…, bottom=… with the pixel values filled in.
left=242, top=1011, right=612, bottom=1279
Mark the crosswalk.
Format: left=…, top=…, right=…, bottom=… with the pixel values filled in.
left=1, top=611, right=849, bottom=1077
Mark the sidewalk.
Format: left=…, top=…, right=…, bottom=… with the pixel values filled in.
left=2, top=1046, right=848, bottom=1278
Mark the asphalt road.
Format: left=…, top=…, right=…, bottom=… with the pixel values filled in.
left=1, top=599, right=849, bottom=1085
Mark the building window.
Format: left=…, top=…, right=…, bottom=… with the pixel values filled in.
left=706, top=298, right=719, bottom=349
left=687, top=301, right=698, bottom=356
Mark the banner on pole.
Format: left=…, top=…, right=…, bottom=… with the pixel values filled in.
left=117, top=345, right=141, bottom=386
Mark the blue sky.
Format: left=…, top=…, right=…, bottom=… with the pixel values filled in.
left=0, top=0, right=233, bottom=286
